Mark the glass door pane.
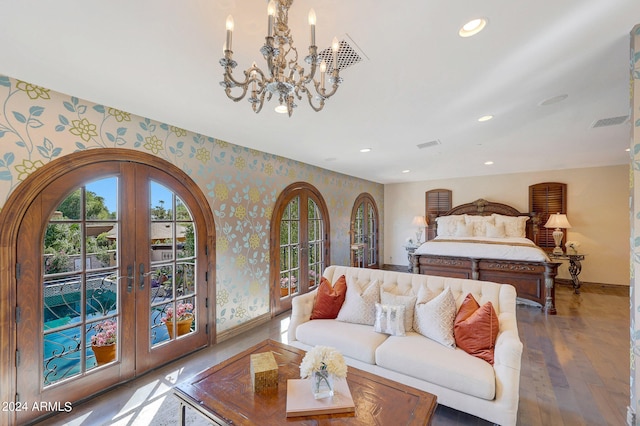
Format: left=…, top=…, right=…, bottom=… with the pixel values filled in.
left=307, top=198, right=324, bottom=289
left=279, top=196, right=299, bottom=298
left=42, top=177, right=120, bottom=385
left=149, top=181, right=196, bottom=346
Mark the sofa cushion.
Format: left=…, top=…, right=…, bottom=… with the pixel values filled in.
left=414, top=286, right=456, bottom=348
left=295, top=319, right=388, bottom=364
left=374, top=303, right=405, bottom=336
left=311, top=275, right=347, bottom=319
left=380, top=290, right=417, bottom=332
left=336, top=278, right=380, bottom=325
left=454, top=294, right=499, bottom=365
left=375, top=333, right=496, bottom=400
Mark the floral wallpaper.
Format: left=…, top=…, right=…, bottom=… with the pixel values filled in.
left=0, top=74, right=383, bottom=334
left=631, top=24, right=640, bottom=422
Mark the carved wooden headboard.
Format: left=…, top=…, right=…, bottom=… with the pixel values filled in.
left=441, top=198, right=542, bottom=244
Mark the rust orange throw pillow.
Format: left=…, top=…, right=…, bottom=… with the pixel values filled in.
left=310, top=275, right=347, bottom=319
left=454, top=293, right=499, bottom=365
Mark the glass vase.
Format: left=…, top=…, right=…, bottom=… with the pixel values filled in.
left=311, top=368, right=334, bottom=399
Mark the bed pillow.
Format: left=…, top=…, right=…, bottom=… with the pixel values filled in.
left=485, top=222, right=507, bottom=238
left=336, top=278, right=380, bottom=325
left=464, top=215, right=494, bottom=237
left=435, top=215, right=465, bottom=237
left=414, top=286, right=456, bottom=348
left=310, top=275, right=347, bottom=320
left=492, top=214, right=530, bottom=238
left=454, top=222, right=474, bottom=237
left=374, top=303, right=406, bottom=336
left=454, top=293, right=499, bottom=364
left=380, top=290, right=417, bottom=332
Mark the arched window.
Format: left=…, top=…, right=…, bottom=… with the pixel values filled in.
left=270, top=182, right=330, bottom=315
left=350, top=193, right=379, bottom=268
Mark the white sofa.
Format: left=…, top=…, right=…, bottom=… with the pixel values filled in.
left=288, top=265, right=523, bottom=426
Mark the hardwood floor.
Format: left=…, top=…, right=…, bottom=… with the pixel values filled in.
left=34, top=283, right=629, bottom=426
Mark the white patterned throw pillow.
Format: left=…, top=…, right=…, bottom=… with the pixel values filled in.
left=414, top=286, right=457, bottom=348
left=380, top=290, right=417, bottom=332
left=336, top=278, right=380, bottom=325
left=374, top=303, right=406, bottom=336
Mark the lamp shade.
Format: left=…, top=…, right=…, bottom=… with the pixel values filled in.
left=544, top=213, right=571, bottom=229
left=412, top=216, right=428, bottom=227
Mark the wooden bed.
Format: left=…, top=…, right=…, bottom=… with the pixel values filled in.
left=411, top=199, right=560, bottom=314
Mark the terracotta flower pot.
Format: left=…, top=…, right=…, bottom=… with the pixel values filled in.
left=280, top=287, right=289, bottom=297
left=166, top=314, right=193, bottom=339
left=92, top=343, right=116, bottom=365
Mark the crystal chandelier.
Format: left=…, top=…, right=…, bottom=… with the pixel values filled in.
left=219, top=0, right=343, bottom=117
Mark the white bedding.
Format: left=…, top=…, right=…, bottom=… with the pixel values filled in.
left=414, top=236, right=551, bottom=262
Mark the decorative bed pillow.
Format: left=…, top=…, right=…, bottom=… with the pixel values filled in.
left=454, top=293, right=499, bottom=364
left=464, top=215, right=494, bottom=236
left=414, top=286, right=456, bottom=348
left=374, top=303, right=406, bottom=336
left=454, top=222, right=474, bottom=237
left=485, top=222, right=507, bottom=238
left=380, top=290, right=417, bottom=332
left=435, top=215, right=465, bottom=237
left=310, top=275, right=347, bottom=320
left=492, top=213, right=529, bottom=238
left=336, top=278, right=380, bottom=325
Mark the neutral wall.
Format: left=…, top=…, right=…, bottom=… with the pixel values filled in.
left=384, top=165, right=628, bottom=286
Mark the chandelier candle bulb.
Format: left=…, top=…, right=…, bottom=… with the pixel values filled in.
left=267, top=1, right=275, bottom=37
left=308, top=9, right=316, bottom=46
left=320, top=60, right=326, bottom=88
left=225, top=15, right=234, bottom=51
left=332, top=37, right=339, bottom=69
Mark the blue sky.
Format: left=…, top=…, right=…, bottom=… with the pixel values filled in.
left=86, top=177, right=172, bottom=214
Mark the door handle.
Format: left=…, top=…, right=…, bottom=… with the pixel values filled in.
left=139, top=263, right=146, bottom=290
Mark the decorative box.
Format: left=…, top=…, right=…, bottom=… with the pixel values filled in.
left=250, top=351, right=278, bottom=392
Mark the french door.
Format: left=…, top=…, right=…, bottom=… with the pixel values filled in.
left=350, top=193, right=379, bottom=268
left=271, top=183, right=330, bottom=315
left=15, top=160, right=210, bottom=424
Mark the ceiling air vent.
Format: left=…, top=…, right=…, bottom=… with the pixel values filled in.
left=417, top=140, right=441, bottom=149
left=591, top=115, right=629, bottom=128
left=318, top=33, right=367, bottom=72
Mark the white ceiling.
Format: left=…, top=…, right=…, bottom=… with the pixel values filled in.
left=1, top=0, right=638, bottom=184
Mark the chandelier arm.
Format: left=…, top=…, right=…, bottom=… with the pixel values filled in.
left=303, top=88, right=325, bottom=112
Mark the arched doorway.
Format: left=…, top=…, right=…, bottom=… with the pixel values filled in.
left=0, top=149, right=215, bottom=424
left=270, top=182, right=330, bottom=315
left=350, top=193, right=379, bottom=268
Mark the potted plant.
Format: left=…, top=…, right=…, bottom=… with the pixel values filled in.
left=90, top=319, right=117, bottom=365
left=162, top=301, right=194, bottom=339
left=280, top=276, right=297, bottom=297
left=308, top=270, right=318, bottom=286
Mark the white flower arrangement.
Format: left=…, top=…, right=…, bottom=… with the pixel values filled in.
left=299, top=345, right=347, bottom=379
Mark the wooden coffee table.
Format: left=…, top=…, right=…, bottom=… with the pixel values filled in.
left=173, top=339, right=437, bottom=425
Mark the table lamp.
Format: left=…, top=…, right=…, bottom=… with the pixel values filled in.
left=544, top=213, right=571, bottom=254
left=412, top=216, right=428, bottom=244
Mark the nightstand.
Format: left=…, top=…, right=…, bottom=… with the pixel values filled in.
left=548, top=252, right=586, bottom=294
left=403, top=243, right=420, bottom=272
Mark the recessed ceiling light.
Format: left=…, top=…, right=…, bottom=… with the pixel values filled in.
left=478, top=115, right=493, bottom=122
left=538, top=94, right=568, bottom=106
left=459, top=18, right=487, bottom=37
left=275, top=104, right=288, bottom=114
left=626, top=148, right=631, bottom=152
left=484, top=161, right=494, bottom=165
left=402, top=169, right=410, bottom=174
left=360, top=148, right=371, bottom=153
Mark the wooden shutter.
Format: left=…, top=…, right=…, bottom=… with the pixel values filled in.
left=425, top=189, right=452, bottom=241
left=529, top=182, right=567, bottom=248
